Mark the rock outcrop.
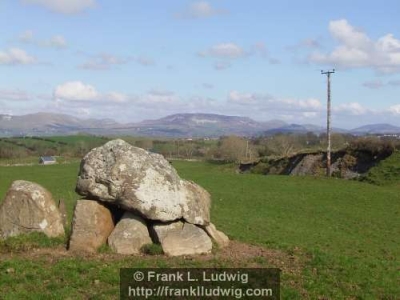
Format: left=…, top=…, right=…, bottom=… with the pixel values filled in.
left=0, top=180, right=64, bottom=239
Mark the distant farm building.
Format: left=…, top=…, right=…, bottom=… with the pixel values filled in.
left=39, top=156, right=56, bottom=165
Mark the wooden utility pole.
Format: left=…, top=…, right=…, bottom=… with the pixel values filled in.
left=321, top=69, right=335, bottom=177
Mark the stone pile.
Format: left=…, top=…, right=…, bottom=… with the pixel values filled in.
left=70, top=139, right=228, bottom=256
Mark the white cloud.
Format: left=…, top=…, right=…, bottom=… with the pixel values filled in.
left=302, top=112, right=318, bottom=118
left=19, top=30, right=34, bottom=43
left=135, top=56, right=155, bottom=66
left=388, top=104, right=400, bottom=115
left=278, top=98, right=323, bottom=110
left=362, top=80, right=384, bottom=89
left=0, top=48, right=37, bottom=65
left=19, top=30, right=67, bottom=49
left=176, top=1, right=227, bottom=19
left=251, top=42, right=280, bottom=63
left=228, top=90, right=270, bottom=106
left=200, top=43, right=245, bottom=59
left=308, top=19, right=400, bottom=73
left=228, top=91, right=322, bottom=112
left=288, top=38, right=322, bottom=52
left=48, top=35, right=67, bottom=48
left=79, top=54, right=130, bottom=70
left=0, top=89, right=31, bottom=101
left=106, top=92, right=129, bottom=103
left=334, top=102, right=369, bottom=115
left=54, top=81, right=99, bottom=101
left=148, top=89, right=175, bottom=97
left=22, top=0, right=96, bottom=14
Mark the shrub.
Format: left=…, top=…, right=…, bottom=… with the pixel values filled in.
left=348, top=137, right=394, bottom=156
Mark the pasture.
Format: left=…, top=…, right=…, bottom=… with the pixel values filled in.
left=0, top=160, right=399, bottom=299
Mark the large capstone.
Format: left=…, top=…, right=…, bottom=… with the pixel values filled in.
left=75, top=139, right=210, bottom=225
left=0, top=180, right=65, bottom=239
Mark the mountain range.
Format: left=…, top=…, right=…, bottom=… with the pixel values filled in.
left=1, top=112, right=400, bottom=137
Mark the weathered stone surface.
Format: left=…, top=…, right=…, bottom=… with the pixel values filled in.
left=290, top=154, right=323, bottom=176
left=152, top=221, right=212, bottom=256
left=151, top=221, right=185, bottom=244
left=204, top=223, right=229, bottom=248
left=108, top=212, right=152, bottom=255
left=68, top=200, right=114, bottom=253
left=75, top=139, right=210, bottom=225
left=0, top=180, right=64, bottom=239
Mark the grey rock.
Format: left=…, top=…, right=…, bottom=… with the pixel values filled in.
left=75, top=139, right=210, bottom=225
left=0, top=180, right=64, bottom=239
left=68, top=200, right=114, bottom=253
left=290, top=154, right=323, bottom=176
left=108, top=212, right=152, bottom=255
left=203, top=223, right=229, bottom=248
left=152, top=221, right=212, bottom=256
left=151, top=221, right=185, bottom=244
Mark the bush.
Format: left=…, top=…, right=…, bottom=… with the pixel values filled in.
left=348, top=137, right=394, bottom=156
left=250, top=162, right=270, bottom=174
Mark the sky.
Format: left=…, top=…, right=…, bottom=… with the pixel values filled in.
left=1, top=0, right=400, bottom=129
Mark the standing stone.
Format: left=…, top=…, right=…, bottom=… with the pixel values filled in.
left=203, top=223, right=230, bottom=248
left=108, top=212, right=152, bottom=255
left=152, top=221, right=212, bottom=256
left=75, top=139, right=210, bottom=225
left=0, top=180, right=64, bottom=239
left=68, top=200, right=114, bottom=253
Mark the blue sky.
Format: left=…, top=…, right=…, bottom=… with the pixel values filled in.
left=1, top=0, right=400, bottom=128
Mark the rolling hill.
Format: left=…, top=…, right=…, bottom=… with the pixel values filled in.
left=1, top=112, right=399, bottom=137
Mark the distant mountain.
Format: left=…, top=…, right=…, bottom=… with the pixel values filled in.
left=116, top=113, right=287, bottom=137
left=350, top=124, right=400, bottom=135
left=264, top=123, right=348, bottom=135
left=0, top=112, right=119, bottom=136
left=0, top=112, right=286, bottom=137
left=1, top=112, right=399, bottom=137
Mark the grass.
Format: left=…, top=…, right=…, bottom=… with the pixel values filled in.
left=361, top=150, right=400, bottom=186
left=0, top=160, right=399, bottom=299
left=0, top=232, right=65, bottom=253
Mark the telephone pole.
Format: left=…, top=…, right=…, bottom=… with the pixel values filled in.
left=321, top=69, right=335, bottom=177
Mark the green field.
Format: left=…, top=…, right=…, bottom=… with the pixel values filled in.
left=0, top=161, right=399, bottom=299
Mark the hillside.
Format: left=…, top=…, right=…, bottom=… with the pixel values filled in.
left=0, top=112, right=287, bottom=137
left=116, top=113, right=287, bottom=137
left=2, top=112, right=400, bottom=137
